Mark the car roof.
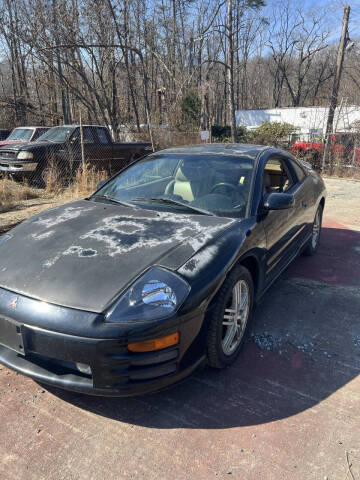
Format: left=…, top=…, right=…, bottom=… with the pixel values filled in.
left=13, top=126, right=50, bottom=129
left=158, top=143, right=269, bottom=158
left=60, top=124, right=106, bottom=128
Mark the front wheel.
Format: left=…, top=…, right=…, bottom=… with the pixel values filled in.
left=303, top=204, right=323, bottom=256
left=206, top=265, right=254, bottom=368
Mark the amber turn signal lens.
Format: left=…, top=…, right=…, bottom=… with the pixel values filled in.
left=128, top=332, right=179, bottom=353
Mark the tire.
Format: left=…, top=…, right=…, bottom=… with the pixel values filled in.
left=206, top=265, right=254, bottom=369
left=303, top=204, right=323, bottom=256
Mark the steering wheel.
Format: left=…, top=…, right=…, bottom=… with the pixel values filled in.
left=210, top=182, right=247, bottom=204
left=210, top=182, right=238, bottom=194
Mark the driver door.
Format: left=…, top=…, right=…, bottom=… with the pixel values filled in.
left=260, top=156, right=302, bottom=283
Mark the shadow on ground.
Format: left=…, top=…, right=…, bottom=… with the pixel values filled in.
left=45, top=226, right=360, bottom=429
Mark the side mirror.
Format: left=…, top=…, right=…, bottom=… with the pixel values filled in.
left=97, top=179, right=107, bottom=190
left=263, top=192, right=295, bottom=210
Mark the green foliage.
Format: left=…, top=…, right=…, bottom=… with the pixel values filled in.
left=211, top=124, right=250, bottom=143
left=181, top=91, right=201, bottom=127
left=211, top=121, right=296, bottom=145
left=251, top=121, right=297, bottom=146
left=237, top=125, right=248, bottom=142
left=211, top=124, right=231, bottom=141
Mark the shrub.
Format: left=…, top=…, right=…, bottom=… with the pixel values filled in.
left=251, top=121, right=296, bottom=146
left=211, top=124, right=250, bottom=143
left=181, top=91, right=201, bottom=128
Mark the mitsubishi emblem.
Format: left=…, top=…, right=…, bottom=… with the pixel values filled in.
left=8, top=297, right=18, bottom=309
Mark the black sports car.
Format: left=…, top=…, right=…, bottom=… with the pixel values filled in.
left=0, top=144, right=326, bottom=396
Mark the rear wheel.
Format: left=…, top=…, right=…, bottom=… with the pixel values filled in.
left=303, top=204, right=323, bottom=256
left=206, top=265, right=253, bottom=368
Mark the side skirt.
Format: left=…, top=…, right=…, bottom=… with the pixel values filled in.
left=255, top=232, right=312, bottom=304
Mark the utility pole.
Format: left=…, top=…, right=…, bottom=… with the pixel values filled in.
left=52, top=0, right=70, bottom=124
left=227, top=0, right=239, bottom=143
left=322, top=5, right=350, bottom=172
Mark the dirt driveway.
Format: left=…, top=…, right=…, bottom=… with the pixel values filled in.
left=0, top=178, right=359, bottom=480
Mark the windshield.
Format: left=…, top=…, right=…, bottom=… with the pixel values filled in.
left=36, top=126, right=75, bottom=143
left=7, top=128, right=34, bottom=141
left=94, top=153, right=255, bottom=217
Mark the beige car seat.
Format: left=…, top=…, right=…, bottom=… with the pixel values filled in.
left=165, top=162, right=204, bottom=202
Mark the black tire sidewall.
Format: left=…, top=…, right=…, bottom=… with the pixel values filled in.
left=206, top=265, right=254, bottom=368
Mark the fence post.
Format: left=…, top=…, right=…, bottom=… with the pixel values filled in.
left=321, top=133, right=329, bottom=172
left=79, top=111, right=85, bottom=169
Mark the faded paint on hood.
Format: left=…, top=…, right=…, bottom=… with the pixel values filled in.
left=0, top=200, right=234, bottom=313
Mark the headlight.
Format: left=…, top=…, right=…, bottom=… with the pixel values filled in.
left=105, top=267, right=190, bottom=323
left=17, top=151, right=33, bottom=160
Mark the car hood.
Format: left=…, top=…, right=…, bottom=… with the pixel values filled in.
left=1, top=140, right=50, bottom=152
left=0, top=200, right=235, bottom=313
left=0, top=140, right=25, bottom=147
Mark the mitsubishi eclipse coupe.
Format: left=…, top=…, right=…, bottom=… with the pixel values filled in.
left=0, top=144, right=326, bottom=396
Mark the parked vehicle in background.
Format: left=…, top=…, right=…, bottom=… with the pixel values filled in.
left=0, top=125, right=152, bottom=185
left=0, top=126, right=50, bottom=147
left=0, top=129, right=11, bottom=141
left=291, top=132, right=360, bottom=168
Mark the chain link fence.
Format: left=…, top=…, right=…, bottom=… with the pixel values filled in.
left=0, top=125, right=153, bottom=190
left=1, top=124, right=359, bottom=196
left=291, top=131, right=360, bottom=177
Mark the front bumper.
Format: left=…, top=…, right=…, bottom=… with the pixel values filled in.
left=0, top=160, right=38, bottom=173
left=0, top=288, right=206, bottom=396
left=0, top=331, right=205, bottom=397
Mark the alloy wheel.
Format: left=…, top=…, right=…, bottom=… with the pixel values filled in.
left=311, top=209, right=321, bottom=249
left=221, top=279, right=250, bottom=356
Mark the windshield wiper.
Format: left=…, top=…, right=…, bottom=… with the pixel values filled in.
left=92, top=194, right=133, bottom=208
left=131, top=197, right=214, bottom=216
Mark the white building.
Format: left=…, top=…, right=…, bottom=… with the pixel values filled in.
left=235, top=105, right=360, bottom=141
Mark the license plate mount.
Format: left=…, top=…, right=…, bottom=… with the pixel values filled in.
left=0, top=316, right=24, bottom=355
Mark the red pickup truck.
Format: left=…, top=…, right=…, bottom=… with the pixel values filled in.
left=0, top=126, right=50, bottom=147
left=291, top=133, right=360, bottom=165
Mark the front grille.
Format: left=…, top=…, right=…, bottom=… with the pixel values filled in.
left=27, top=351, right=92, bottom=379
left=0, top=151, right=16, bottom=159
left=95, top=343, right=179, bottom=387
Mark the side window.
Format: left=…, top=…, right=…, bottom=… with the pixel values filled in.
left=263, top=158, right=294, bottom=194
left=155, top=157, right=179, bottom=177
left=97, top=127, right=109, bottom=144
left=32, top=129, right=40, bottom=140
left=83, top=127, right=95, bottom=144
left=33, top=128, right=48, bottom=140
left=109, top=157, right=179, bottom=189
left=289, top=159, right=306, bottom=182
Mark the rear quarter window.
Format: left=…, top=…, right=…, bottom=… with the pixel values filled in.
left=290, top=159, right=306, bottom=182
left=97, top=128, right=110, bottom=144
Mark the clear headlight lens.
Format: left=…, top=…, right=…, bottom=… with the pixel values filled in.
left=106, top=267, right=190, bottom=323
left=141, top=280, right=177, bottom=308
left=17, top=151, right=33, bottom=160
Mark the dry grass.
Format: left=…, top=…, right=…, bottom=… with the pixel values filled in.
left=43, top=159, right=64, bottom=195
left=0, top=163, right=107, bottom=216
left=65, top=163, right=108, bottom=197
left=0, top=177, right=42, bottom=213
left=42, top=162, right=108, bottom=197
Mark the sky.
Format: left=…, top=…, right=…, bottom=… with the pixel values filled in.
left=264, top=0, right=360, bottom=43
